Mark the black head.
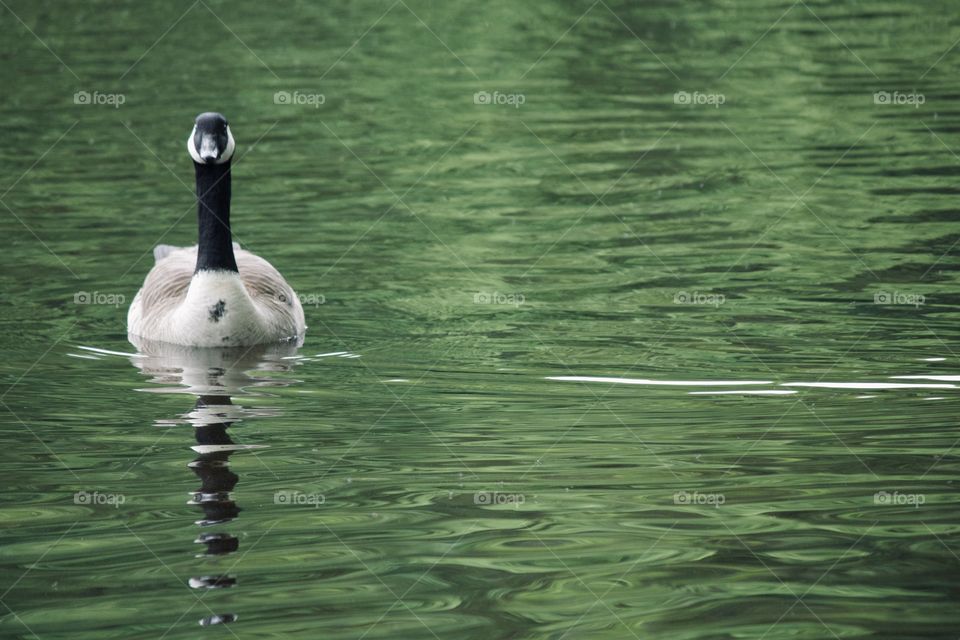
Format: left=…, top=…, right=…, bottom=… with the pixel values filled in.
left=188, top=112, right=235, bottom=165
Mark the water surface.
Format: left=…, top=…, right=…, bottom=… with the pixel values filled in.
left=2, top=1, right=960, bottom=638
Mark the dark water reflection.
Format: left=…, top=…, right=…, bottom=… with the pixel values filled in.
left=129, top=338, right=301, bottom=629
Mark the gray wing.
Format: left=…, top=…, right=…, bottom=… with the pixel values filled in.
left=138, top=246, right=196, bottom=320
left=236, top=250, right=300, bottom=312
left=236, top=250, right=306, bottom=336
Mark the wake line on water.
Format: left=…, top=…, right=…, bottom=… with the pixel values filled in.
left=545, top=376, right=957, bottom=393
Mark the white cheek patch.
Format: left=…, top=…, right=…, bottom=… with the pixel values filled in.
left=217, top=126, right=235, bottom=164
left=187, top=125, right=203, bottom=163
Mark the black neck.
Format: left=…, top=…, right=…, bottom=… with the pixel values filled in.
left=194, top=161, right=238, bottom=273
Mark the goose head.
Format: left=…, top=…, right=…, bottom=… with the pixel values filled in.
left=187, top=112, right=235, bottom=165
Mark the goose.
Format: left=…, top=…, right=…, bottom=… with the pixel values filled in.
left=127, top=112, right=306, bottom=347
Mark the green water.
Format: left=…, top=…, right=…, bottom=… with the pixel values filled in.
left=2, top=0, right=960, bottom=637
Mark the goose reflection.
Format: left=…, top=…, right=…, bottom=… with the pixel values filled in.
left=128, top=335, right=301, bottom=628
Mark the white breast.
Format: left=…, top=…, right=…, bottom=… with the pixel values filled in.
left=168, top=271, right=267, bottom=345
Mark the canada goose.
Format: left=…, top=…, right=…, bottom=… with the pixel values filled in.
left=127, top=112, right=306, bottom=347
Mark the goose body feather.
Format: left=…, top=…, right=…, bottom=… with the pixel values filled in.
left=127, top=244, right=305, bottom=347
